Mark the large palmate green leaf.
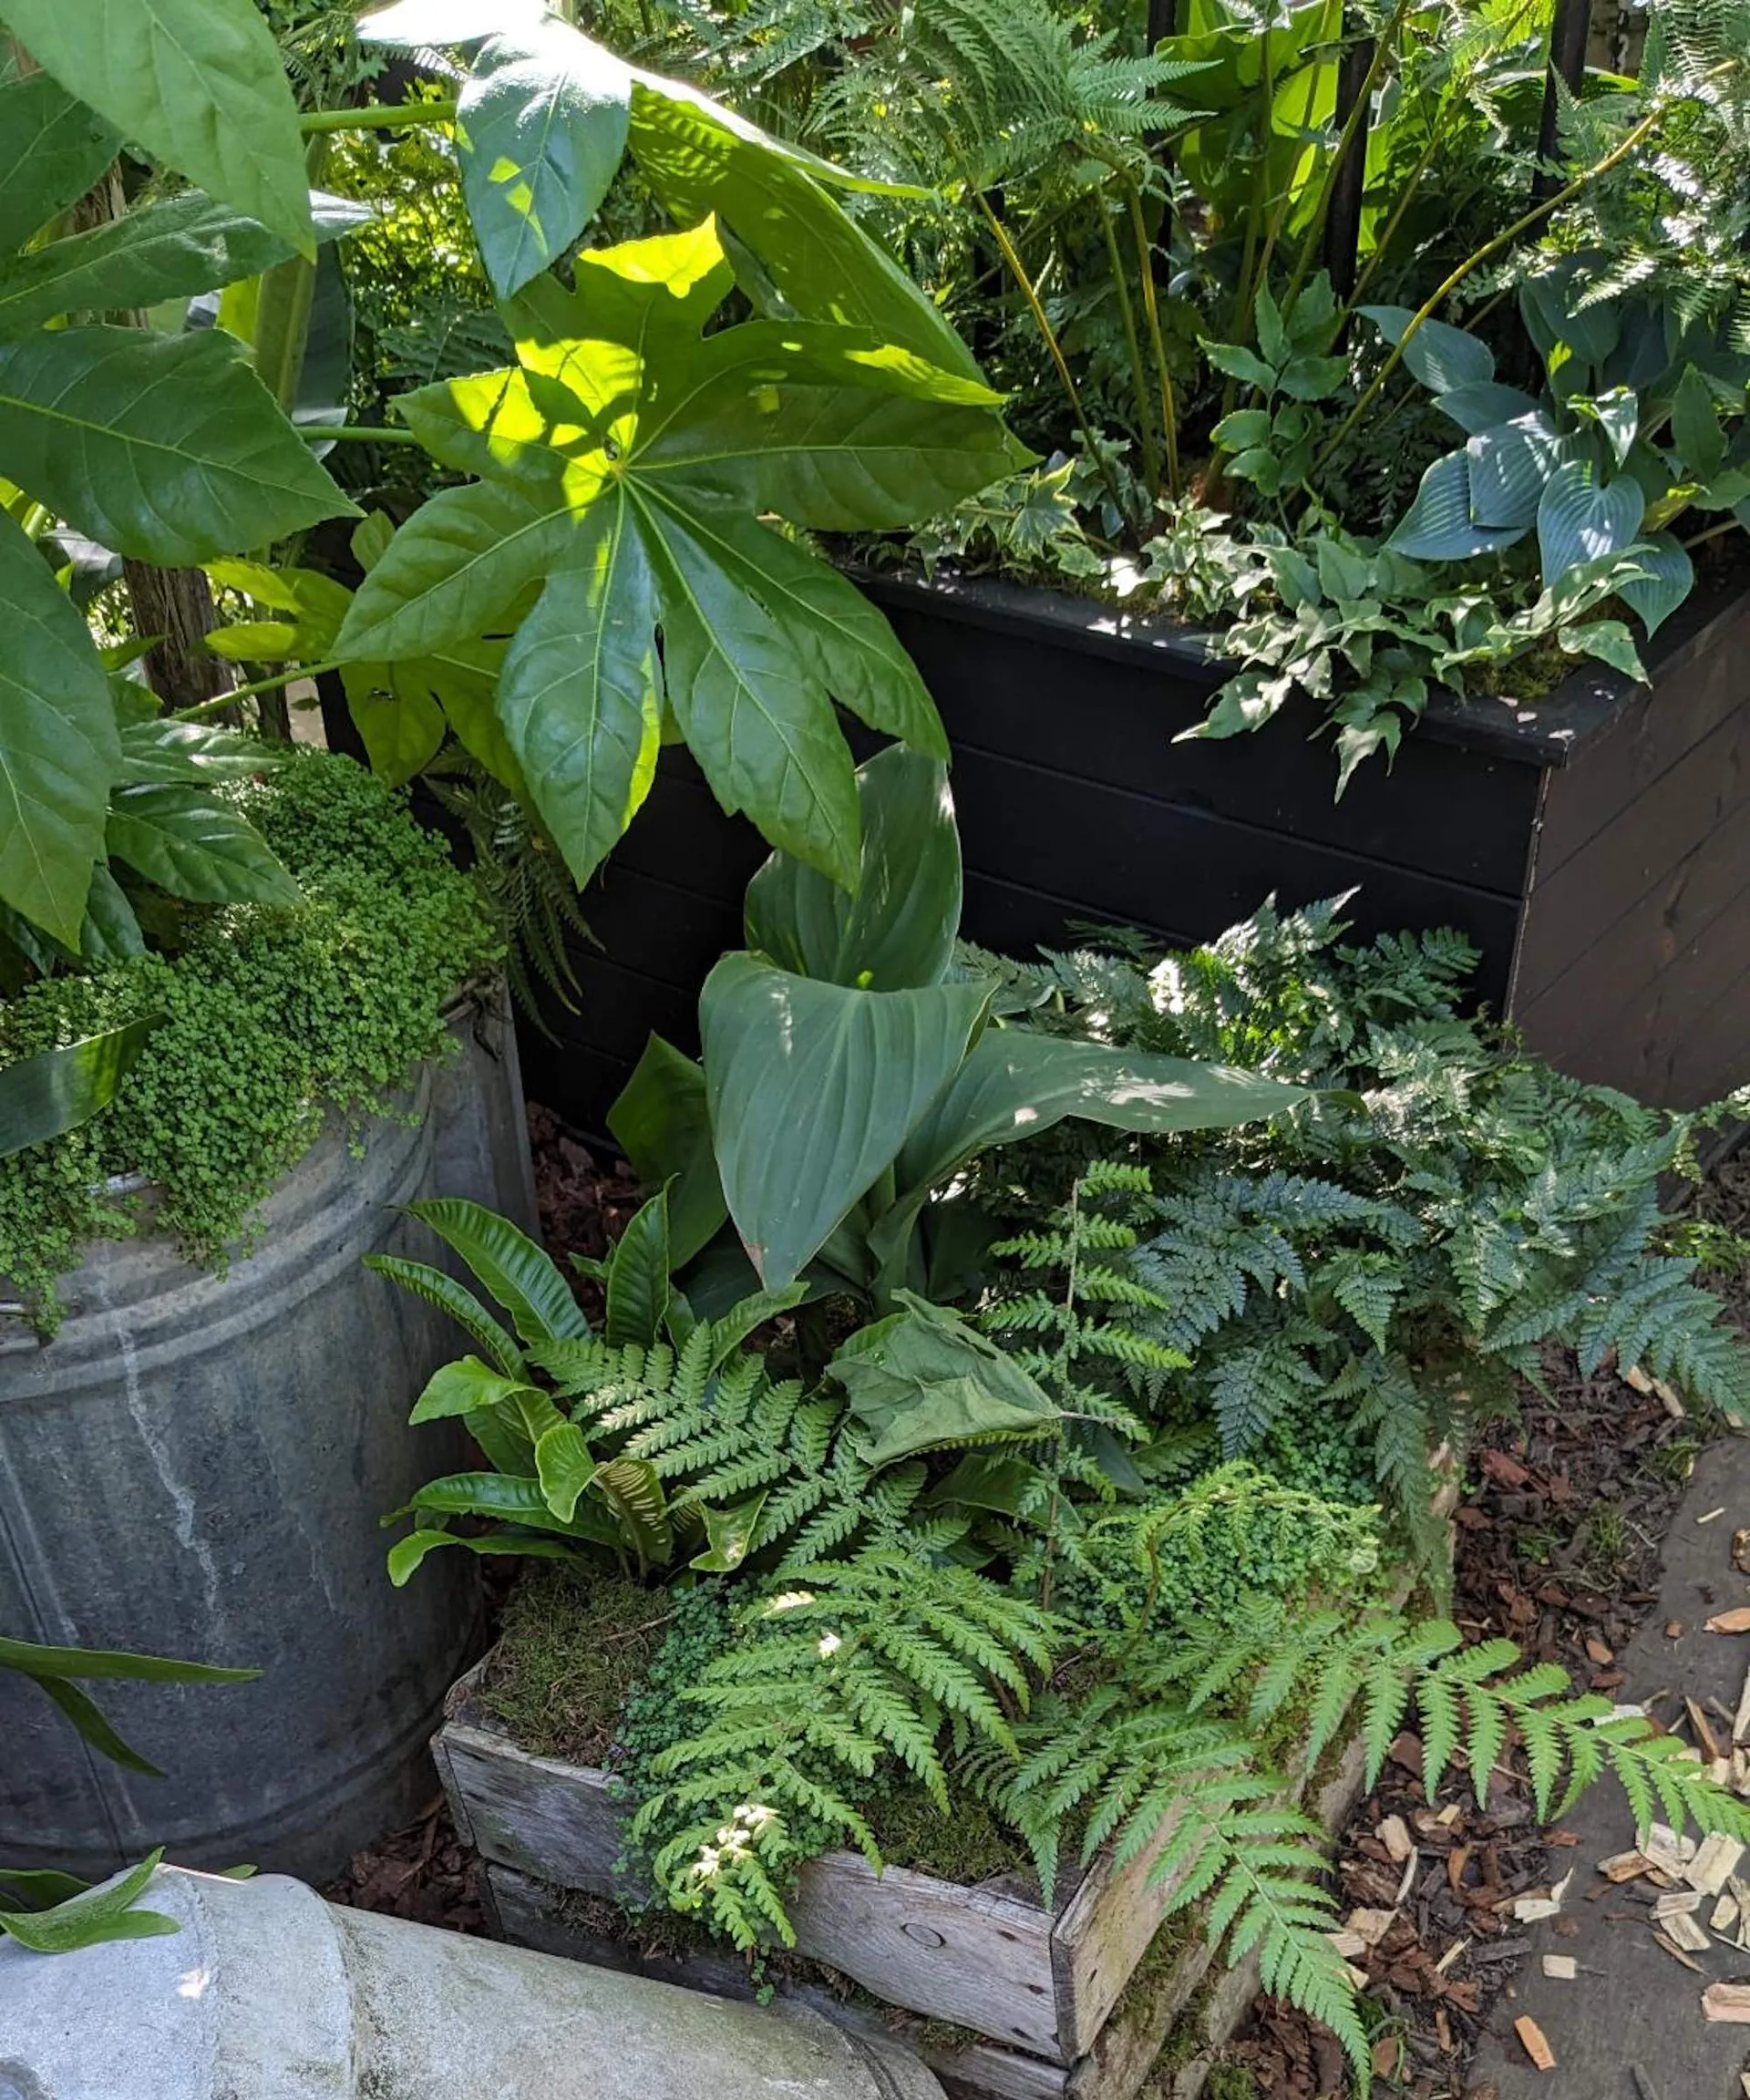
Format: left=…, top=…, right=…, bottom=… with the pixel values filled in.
left=0, top=69, right=116, bottom=255
left=0, top=327, right=353, bottom=564
left=0, top=1015, right=160, bottom=1158
left=0, top=0, right=313, bottom=256
left=701, top=951, right=991, bottom=1288
left=744, top=746, right=962, bottom=991
left=336, top=221, right=1011, bottom=888
left=457, top=18, right=630, bottom=299
left=0, top=509, right=120, bottom=944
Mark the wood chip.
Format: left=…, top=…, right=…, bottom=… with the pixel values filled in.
left=1327, top=1929, right=1369, bottom=1960
left=1652, top=1889, right=1704, bottom=1919
left=1585, top=1635, right=1615, bottom=1666
left=1712, top=1757, right=1734, bottom=1785
left=1624, top=1364, right=1654, bottom=1395
left=1704, top=1982, right=1750, bottom=2022
left=1707, top=1608, right=1750, bottom=1634
left=1436, top=2008, right=1454, bottom=2054
left=1699, top=1507, right=1727, bottom=1524
left=1738, top=2074, right=1750, bottom=2097
left=1688, top=1832, right=1745, bottom=1895
left=1514, top=2016, right=1556, bottom=2071
left=1371, top=2037, right=1399, bottom=2079
left=1661, top=1909, right=1713, bottom=1953
left=1599, top=1849, right=1654, bottom=1882
left=1715, top=1894, right=1743, bottom=1935
left=1540, top=1953, right=1578, bottom=1980
left=1645, top=1826, right=1697, bottom=1876
left=1513, top=1897, right=1563, bottom=1922
left=1433, top=1935, right=1469, bottom=1975
left=1343, top=1906, right=1396, bottom=1949
left=1689, top=1697, right=1725, bottom=1762
left=1436, top=1801, right=1463, bottom=1827
left=1667, top=1620, right=1687, bottom=1638
left=1733, top=1669, right=1750, bottom=1745
left=1655, top=1376, right=1686, bottom=1418
left=1653, top=1928, right=1706, bottom=1971
left=1377, top=1814, right=1414, bottom=1862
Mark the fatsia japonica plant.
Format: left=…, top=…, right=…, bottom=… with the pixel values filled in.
left=607, top=745, right=1312, bottom=1302
left=329, top=0, right=1019, bottom=892
left=0, top=4, right=360, bottom=961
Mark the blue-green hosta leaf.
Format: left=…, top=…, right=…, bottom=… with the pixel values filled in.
left=1466, top=413, right=1563, bottom=530
left=1582, top=386, right=1640, bottom=467
left=744, top=744, right=961, bottom=991
left=457, top=19, right=631, bottom=299
left=0, top=0, right=312, bottom=258
left=106, top=786, right=301, bottom=907
left=0, top=191, right=310, bottom=342
left=1432, top=381, right=1542, bottom=435
left=0, top=509, right=120, bottom=944
left=0, top=1015, right=159, bottom=1160
left=1615, top=533, right=1694, bottom=638
left=701, top=951, right=992, bottom=1288
left=0, top=327, right=352, bottom=564
left=0, top=70, right=117, bottom=254
left=1388, top=449, right=1529, bottom=561
left=1359, top=305, right=1493, bottom=393
left=1537, top=458, right=1645, bottom=586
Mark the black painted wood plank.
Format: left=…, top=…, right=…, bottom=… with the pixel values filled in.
left=1513, top=701, right=1750, bottom=1022
left=879, top=592, right=1540, bottom=898
left=1529, top=584, right=1750, bottom=879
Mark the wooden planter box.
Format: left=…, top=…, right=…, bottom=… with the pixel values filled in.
left=432, top=1661, right=1366, bottom=2100
left=506, top=569, right=1750, bottom=1139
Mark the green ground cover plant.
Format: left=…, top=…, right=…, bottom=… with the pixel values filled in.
left=0, top=749, right=498, bottom=1323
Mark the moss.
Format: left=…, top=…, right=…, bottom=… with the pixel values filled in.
left=481, top=1567, right=674, bottom=1765
left=0, top=749, right=500, bottom=1323
left=863, top=1774, right=1033, bottom=1888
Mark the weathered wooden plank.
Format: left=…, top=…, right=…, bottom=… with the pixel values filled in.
left=488, top=1865, right=1073, bottom=2100
left=438, top=1721, right=637, bottom=1898
left=438, top=1712, right=1064, bottom=2057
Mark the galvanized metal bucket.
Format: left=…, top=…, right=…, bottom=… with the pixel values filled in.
left=0, top=987, right=536, bottom=1883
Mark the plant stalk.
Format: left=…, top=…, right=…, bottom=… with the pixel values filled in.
left=299, top=99, right=458, bottom=134
left=973, top=190, right=1129, bottom=525
left=299, top=424, right=423, bottom=445
left=1096, top=201, right=1161, bottom=498
left=173, top=660, right=344, bottom=721
left=1123, top=178, right=1181, bottom=499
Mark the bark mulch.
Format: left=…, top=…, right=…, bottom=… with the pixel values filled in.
left=1213, top=1152, right=1750, bottom=2100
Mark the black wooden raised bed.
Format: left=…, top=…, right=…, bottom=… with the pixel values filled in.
left=336, top=567, right=1750, bottom=1138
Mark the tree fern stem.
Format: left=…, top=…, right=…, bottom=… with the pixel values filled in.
left=973, top=190, right=1128, bottom=524
left=1097, top=201, right=1161, bottom=497
left=1280, top=0, right=1414, bottom=325
left=1123, top=177, right=1181, bottom=499
left=1312, top=90, right=1682, bottom=476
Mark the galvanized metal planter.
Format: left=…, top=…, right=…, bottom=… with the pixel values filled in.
left=0, top=987, right=534, bottom=1884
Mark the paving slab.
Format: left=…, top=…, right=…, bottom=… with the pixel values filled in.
left=1467, top=1436, right=1750, bottom=2100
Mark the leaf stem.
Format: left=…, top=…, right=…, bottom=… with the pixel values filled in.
left=300, top=100, right=458, bottom=134
left=300, top=424, right=423, bottom=445
left=1122, top=177, right=1181, bottom=499
left=173, top=659, right=343, bottom=720
left=1096, top=201, right=1161, bottom=499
